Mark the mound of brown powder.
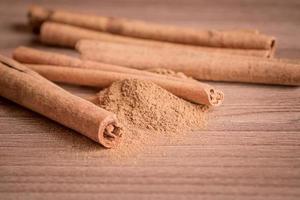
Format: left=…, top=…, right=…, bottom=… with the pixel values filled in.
left=94, top=79, right=208, bottom=157
left=97, top=79, right=207, bottom=133
left=94, top=79, right=206, bottom=160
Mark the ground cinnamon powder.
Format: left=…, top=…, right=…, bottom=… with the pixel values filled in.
left=146, top=68, right=190, bottom=79
left=94, top=79, right=208, bottom=156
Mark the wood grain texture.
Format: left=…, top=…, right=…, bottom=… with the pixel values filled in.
left=0, top=0, right=299, bottom=199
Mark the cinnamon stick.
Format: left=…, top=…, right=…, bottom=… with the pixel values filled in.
left=76, top=41, right=300, bottom=86
left=12, top=46, right=167, bottom=77
left=12, top=46, right=196, bottom=83
left=39, top=22, right=273, bottom=58
left=0, top=54, right=121, bottom=148
left=28, top=5, right=275, bottom=49
left=25, top=64, right=224, bottom=107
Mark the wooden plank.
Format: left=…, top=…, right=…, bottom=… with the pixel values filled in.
left=0, top=0, right=299, bottom=199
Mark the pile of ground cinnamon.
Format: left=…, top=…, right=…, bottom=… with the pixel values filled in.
left=97, top=79, right=207, bottom=132
left=94, top=79, right=208, bottom=156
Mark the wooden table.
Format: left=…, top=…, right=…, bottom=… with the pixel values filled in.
left=1, top=0, right=299, bottom=199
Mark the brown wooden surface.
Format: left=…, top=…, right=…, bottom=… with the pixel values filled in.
left=0, top=0, right=300, bottom=199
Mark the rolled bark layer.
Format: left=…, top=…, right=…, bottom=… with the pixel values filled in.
left=25, top=64, right=224, bottom=107
left=76, top=41, right=300, bottom=86
left=12, top=46, right=173, bottom=78
left=12, top=46, right=195, bottom=83
left=39, top=22, right=273, bottom=58
left=0, top=54, right=121, bottom=148
left=29, top=5, right=275, bottom=49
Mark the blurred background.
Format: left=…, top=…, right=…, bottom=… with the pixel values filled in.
left=1, top=0, right=300, bottom=58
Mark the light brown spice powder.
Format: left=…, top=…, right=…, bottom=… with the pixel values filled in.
left=146, top=68, right=190, bottom=79
left=94, top=79, right=208, bottom=157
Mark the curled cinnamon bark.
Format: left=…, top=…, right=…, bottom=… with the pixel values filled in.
left=0, top=54, right=121, bottom=148
left=39, top=22, right=273, bottom=58
left=28, top=5, right=275, bottom=49
left=25, top=64, right=224, bottom=107
left=12, top=46, right=194, bottom=83
left=12, top=46, right=162, bottom=76
left=76, top=41, right=300, bottom=86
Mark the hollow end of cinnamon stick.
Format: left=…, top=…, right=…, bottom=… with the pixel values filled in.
left=98, top=116, right=122, bottom=148
left=28, top=5, right=52, bottom=33
left=270, top=39, right=277, bottom=57
left=207, top=88, right=224, bottom=107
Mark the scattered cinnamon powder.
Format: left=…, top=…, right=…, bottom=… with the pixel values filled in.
left=146, top=68, right=190, bottom=79
left=93, top=79, right=208, bottom=157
